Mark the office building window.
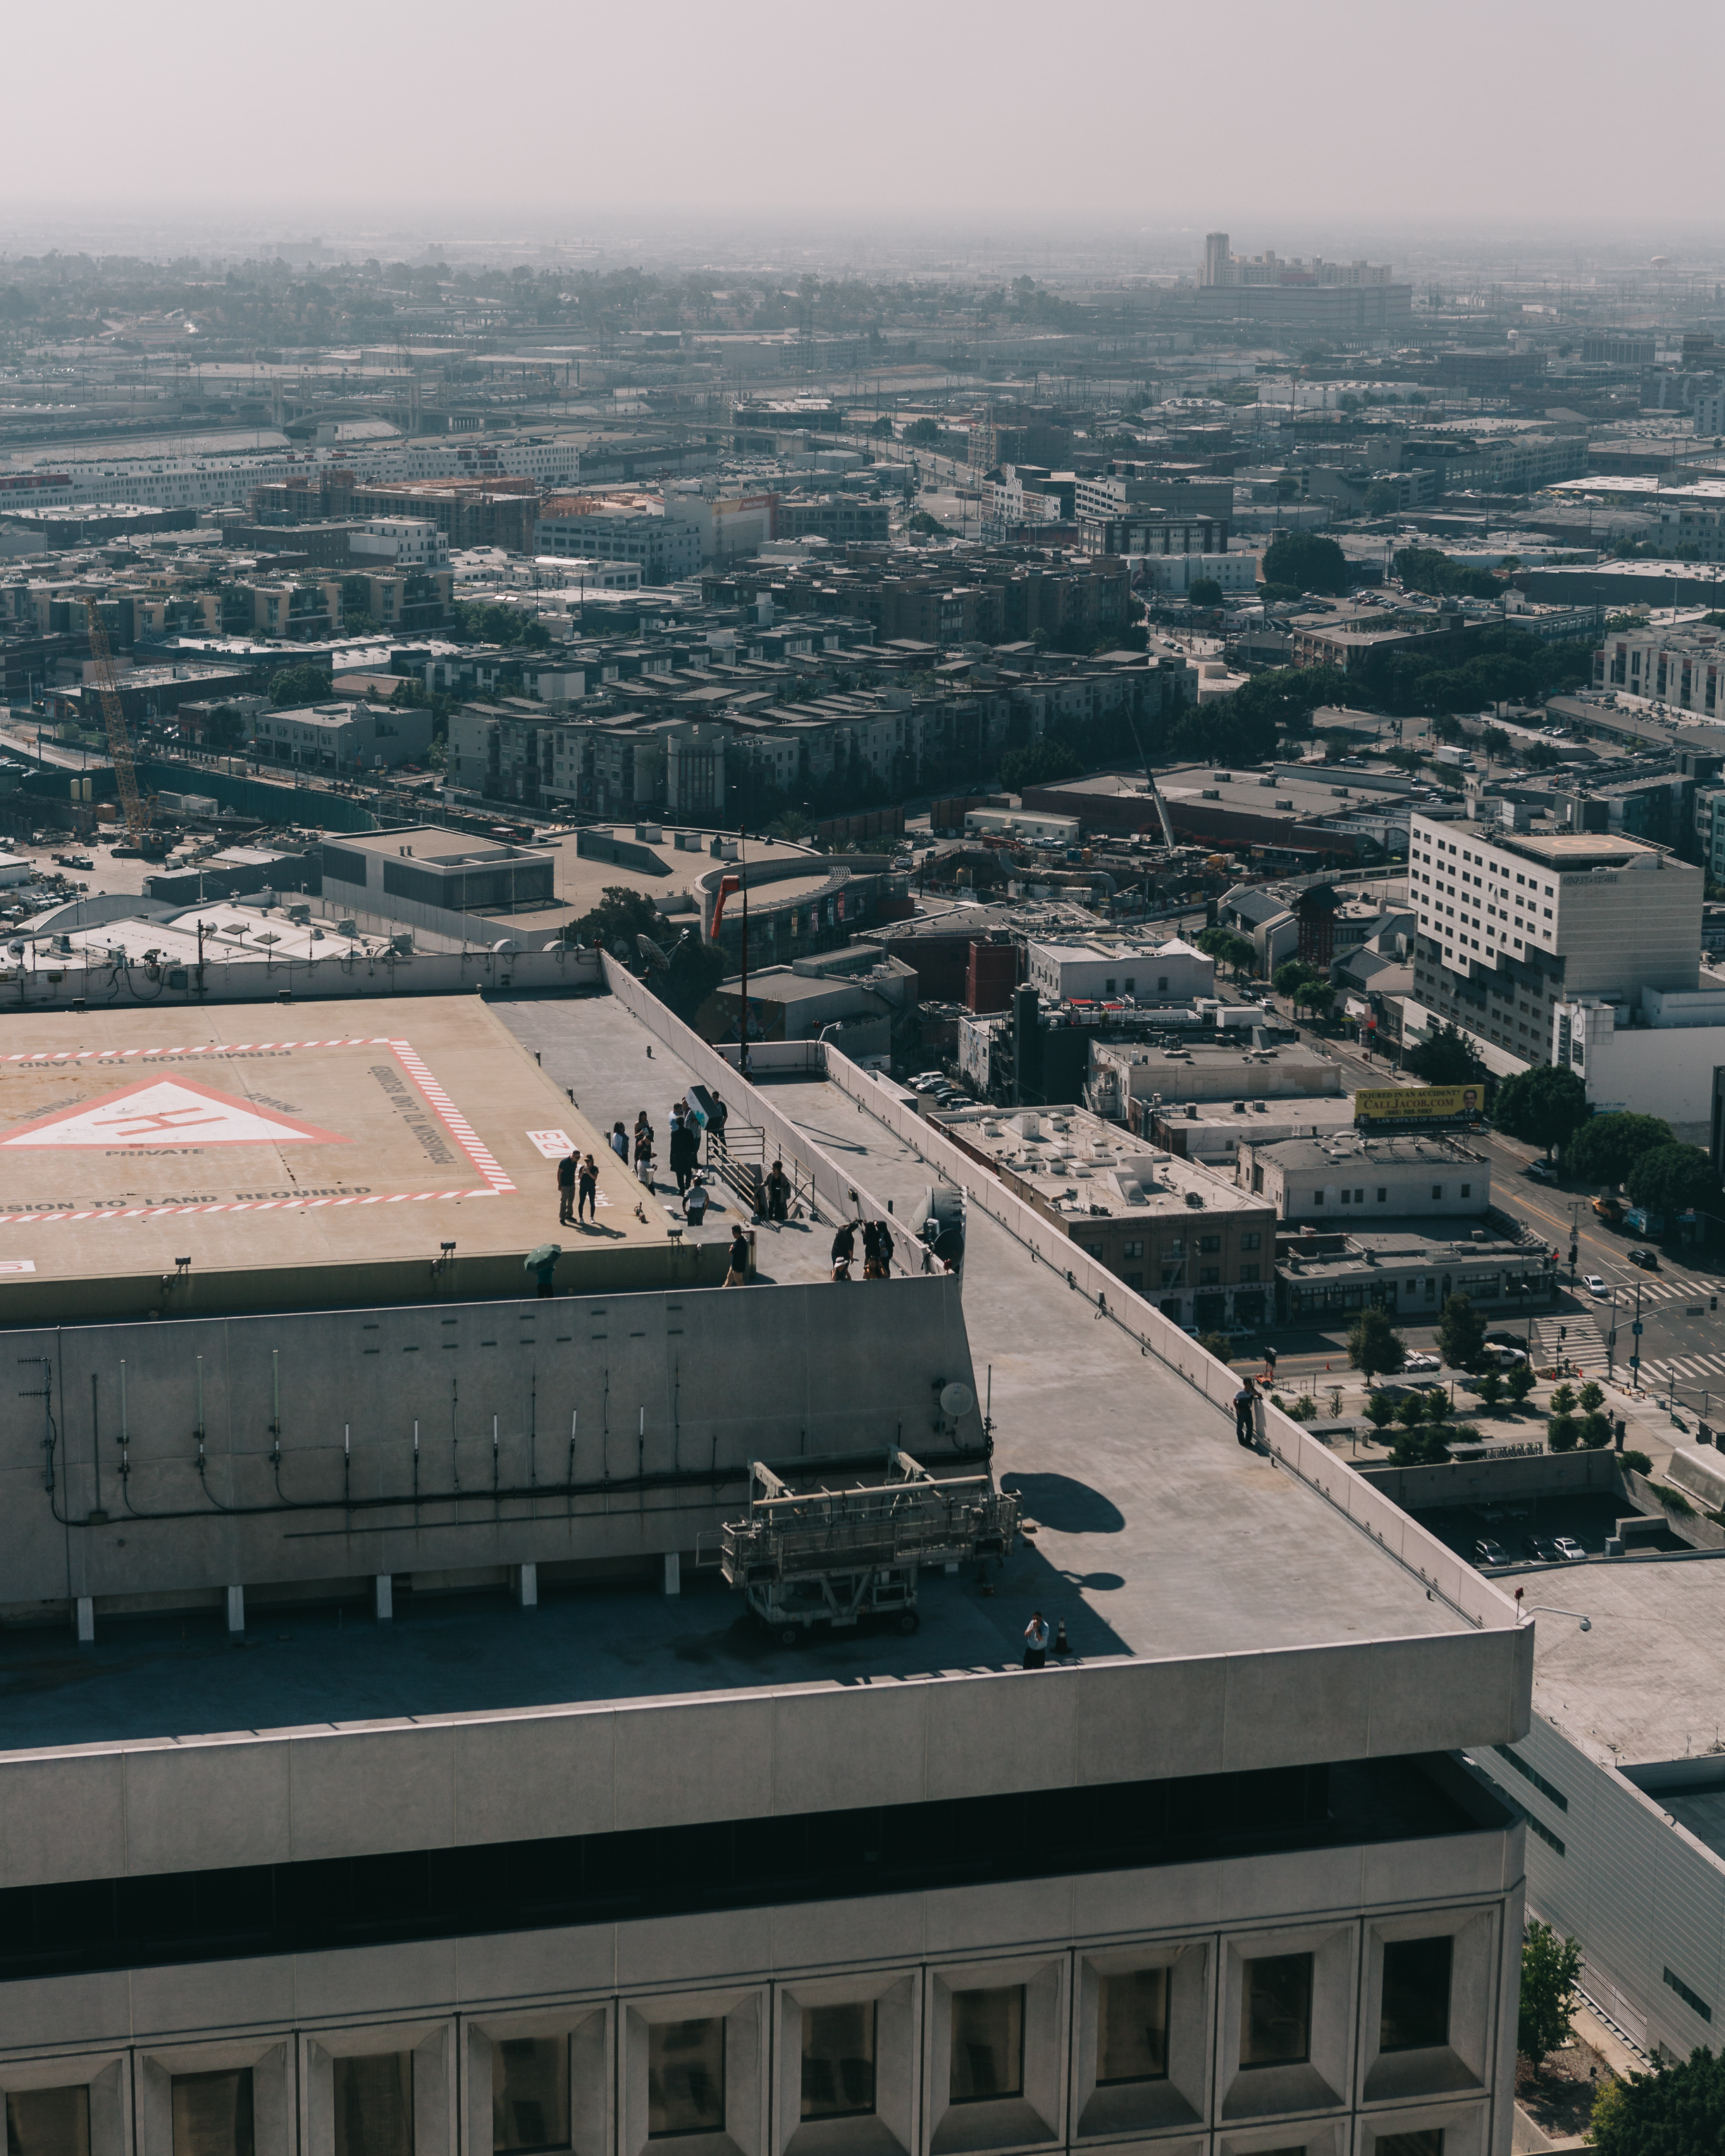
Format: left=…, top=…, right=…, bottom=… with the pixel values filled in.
left=1240, top=1953, right=1313, bottom=2069
left=1377, top=1187, right=1388, bottom=1203
left=1378, top=2134, right=1444, bottom=2156
left=1096, top=1969, right=1168, bottom=2084
left=648, top=2021, right=726, bottom=2138
left=949, top=1986, right=1025, bottom=2104
left=5, top=2088, right=90, bottom=2156
left=1241, top=1231, right=1261, bottom=1250
left=1239, top=1264, right=1260, bottom=1283
left=1380, top=1935, right=1453, bottom=2052
left=1664, top=1968, right=1712, bottom=2023
left=495, top=2038, right=571, bottom=2153
left=333, top=2056, right=412, bottom=2156
left=171, top=2071, right=254, bottom=2156
left=801, top=2003, right=877, bottom=2120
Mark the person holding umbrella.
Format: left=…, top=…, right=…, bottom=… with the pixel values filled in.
left=526, top=1244, right=562, bottom=1299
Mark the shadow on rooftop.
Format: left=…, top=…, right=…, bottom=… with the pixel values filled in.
left=1001, top=1472, right=1127, bottom=1535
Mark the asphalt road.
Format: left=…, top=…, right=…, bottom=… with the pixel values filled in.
left=1282, top=1015, right=1725, bottom=1410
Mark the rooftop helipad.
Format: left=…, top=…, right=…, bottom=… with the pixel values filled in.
left=0, top=997, right=690, bottom=1318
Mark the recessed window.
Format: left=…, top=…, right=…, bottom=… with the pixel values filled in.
left=800, top=2002, right=877, bottom=2121
left=648, top=2020, right=726, bottom=2138
left=171, top=2071, right=254, bottom=2156
left=1096, top=1969, right=1168, bottom=2085
left=949, top=1985, right=1025, bottom=2105
left=5, top=2088, right=90, bottom=2156
left=495, top=2038, right=571, bottom=2153
left=1240, top=1953, right=1313, bottom=2069
left=1379, top=2133, right=1445, bottom=2156
left=333, top=2055, right=412, bottom=2156
left=1380, top=1935, right=1453, bottom=2052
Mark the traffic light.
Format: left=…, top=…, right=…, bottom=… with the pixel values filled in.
left=1559, top=1326, right=1567, bottom=1341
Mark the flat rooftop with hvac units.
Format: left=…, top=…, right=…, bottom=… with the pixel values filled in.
left=0, top=996, right=691, bottom=1317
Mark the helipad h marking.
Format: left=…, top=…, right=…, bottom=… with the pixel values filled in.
left=0, top=1034, right=518, bottom=1214
left=0, top=1077, right=351, bottom=1150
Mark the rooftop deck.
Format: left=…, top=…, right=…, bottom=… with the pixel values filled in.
left=0, top=987, right=1545, bottom=1783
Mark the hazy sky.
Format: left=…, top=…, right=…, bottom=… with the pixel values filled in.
left=6, top=0, right=1721, bottom=244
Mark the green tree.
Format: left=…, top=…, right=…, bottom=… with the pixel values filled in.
left=203, top=702, right=246, bottom=748
left=1363, top=480, right=1401, bottom=515
left=1505, top=1361, right=1537, bottom=1406
left=1565, top=1112, right=1675, bottom=1186
left=1197, top=927, right=1256, bottom=979
left=1273, top=958, right=1319, bottom=1003
left=1347, top=1306, right=1407, bottom=1382
left=1578, top=1380, right=1605, bottom=1413
left=1393, top=1390, right=1429, bottom=1430
left=1262, top=533, right=1351, bottom=595
left=1493, top=1064, right=1588, bottom=1158
left=1518, top=1921, right=1583, bottom=2072
left=569, top=884, right=661, bottom=953
left=903, top=417, right=943, bottom=446
left=1627, top=1143, right=1722, bottom=1222
left=1580, top=1411, right=1613, bottom=1449
left=1591, top=2046, right=1725, bottom=2154
left=1476, top=1368, right=1505, bottom=1412
left=998, top=736, right=1082, bottom=791
left=649, top=932, right=727, bottom=1027
left=1199, top=1330, right=1234, bottom=1362
left=1404, top=1023, right=1488, bottom=1088
left=1186, top=576, right=1225, bottom=609
left=1364, top=1391, right=1399, bottom=1432
left=269, top=662, right=335, bottom=707
left=1304, top=983, right=1336, bottom=1021
left=1548, top=1413, right=1579, bottom=1451
left=1438, top=1291, right=1486, bottom=1370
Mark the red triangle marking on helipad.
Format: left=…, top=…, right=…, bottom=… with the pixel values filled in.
left=0, top=1077, right=351, bottom=1148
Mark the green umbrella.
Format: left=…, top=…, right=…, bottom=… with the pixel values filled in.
left=526, top=1244, right=562, bottom=1270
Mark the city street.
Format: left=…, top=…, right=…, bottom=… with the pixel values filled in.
left=1273, top=1012, right=1725, bottom=1415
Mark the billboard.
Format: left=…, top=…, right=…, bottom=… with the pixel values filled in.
left=1354, top=1084, right=1482, bottom=1125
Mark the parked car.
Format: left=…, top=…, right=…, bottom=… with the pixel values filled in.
left=1526, top=1159, right=1557, bottom=1183
left=1583, top=1275, right=1609, bottom=1296
left=1403, top=1351, right=1442, bottom=1373
left=1521, top=1535, right=1566, bottom=1563
left=1593, top=1196, right=1623, bottom=1222
left=1627, top=1248, right=1659, bottom=1270
left=1482, top=1345, right=1529, bottom=1368
left=1472, top=1538, right=1510, bottom=1568
left=1552, top=1537, right=1588, bottom=1562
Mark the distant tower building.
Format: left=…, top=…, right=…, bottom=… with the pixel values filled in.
left=1204, top=233, right=1230, bottom=287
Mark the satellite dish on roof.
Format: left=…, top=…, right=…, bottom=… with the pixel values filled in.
left=940, top=1382, right=975, bottom=1420
left=636, top=931, right=671, bottom=970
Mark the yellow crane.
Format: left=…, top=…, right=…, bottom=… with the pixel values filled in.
left=83, top=598, right=159, bottom=853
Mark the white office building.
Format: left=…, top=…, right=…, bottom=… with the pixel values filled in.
left=1025, top=936, right=1216, bottom=1005
left=1406, top=816, right=1704, bottom=1070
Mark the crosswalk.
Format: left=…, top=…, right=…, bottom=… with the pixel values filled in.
left=1638, top=1351, right=1725, bottom=1392
left=1601, top=1273, right=1717, bottom=1308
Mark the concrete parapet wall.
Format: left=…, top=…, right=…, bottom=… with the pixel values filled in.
left=0, top=1635, right=1531, bottom=1896
left=817, top=1053, right=1526, bottom=1646
left=1, top=1275, right=982, bottom=1612
left=0, top=943, right=601, bottom=1012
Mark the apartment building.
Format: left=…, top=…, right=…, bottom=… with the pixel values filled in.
left=245, top=698, right=435, bottom=774
left=538, top=498, right=702, bottom=582
left=1406, top=814, right=1703, bottom=1065
left=1593, top=621, right=1724, bottom=716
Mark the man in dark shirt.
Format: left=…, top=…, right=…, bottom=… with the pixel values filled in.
left=557, top=1147, right=577, bottom=1225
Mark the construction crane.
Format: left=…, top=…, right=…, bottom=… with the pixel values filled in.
left=83, top=599, right=165, bottom=857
